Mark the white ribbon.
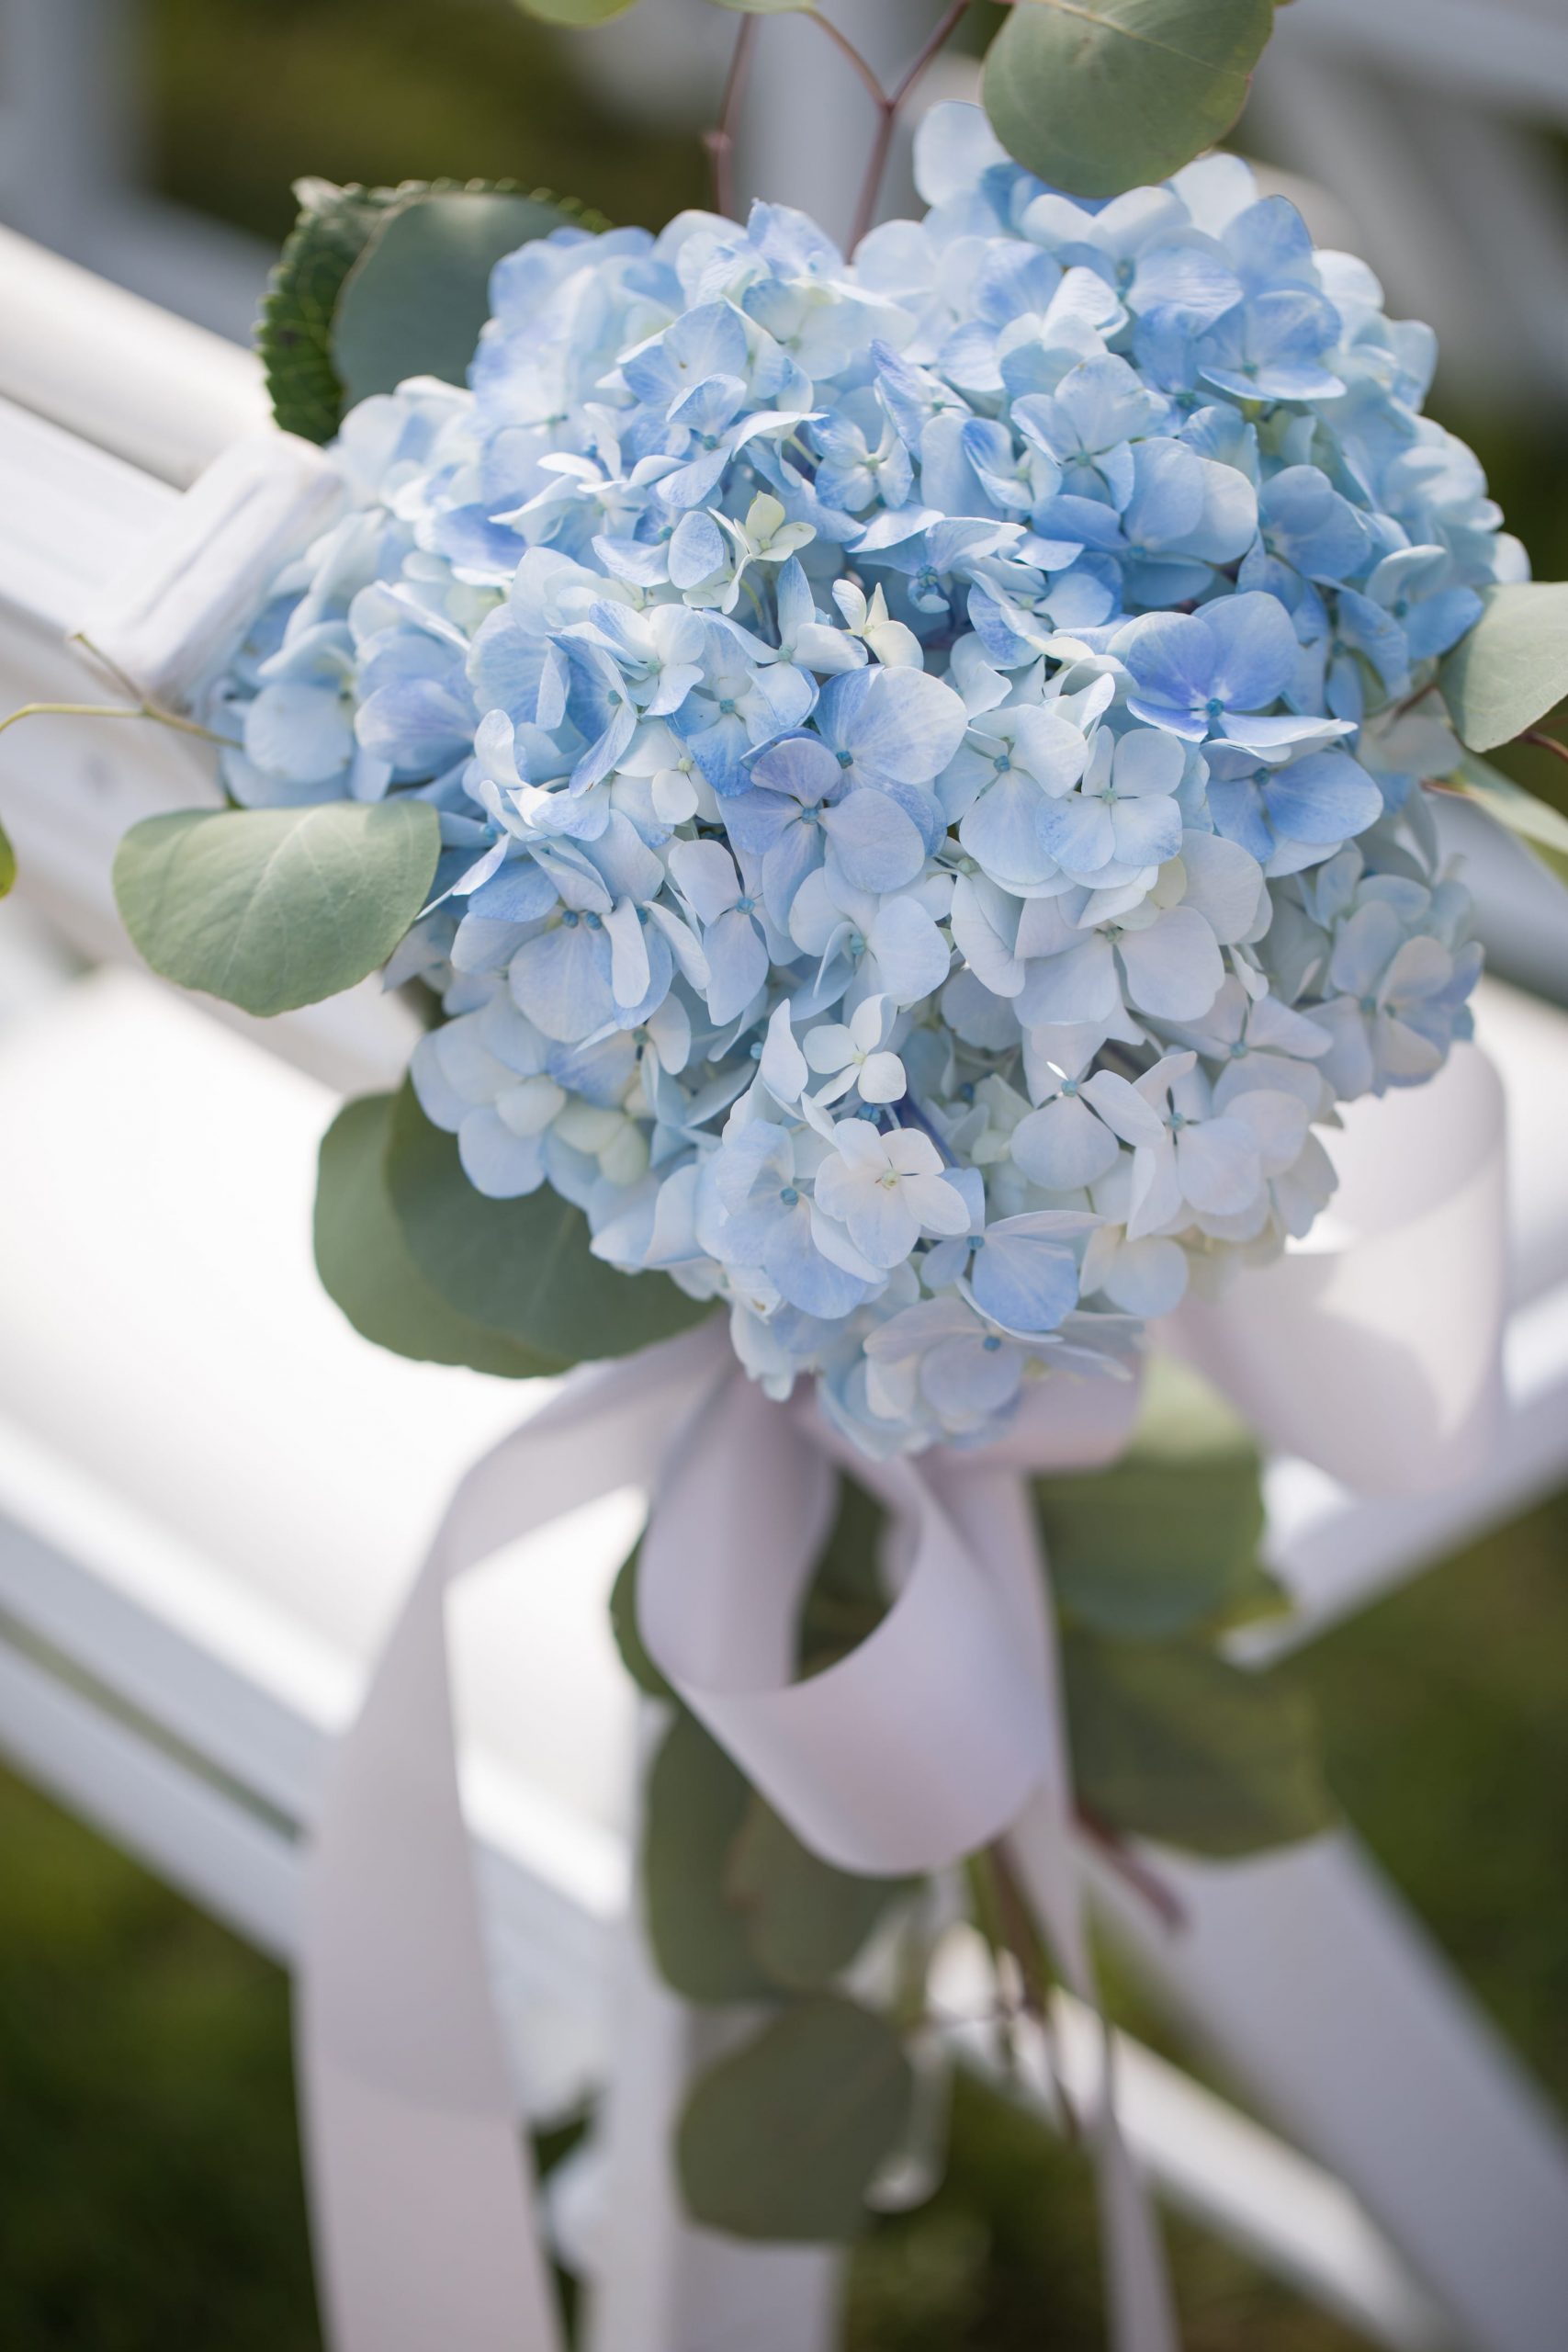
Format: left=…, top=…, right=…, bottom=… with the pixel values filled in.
left=299, top=1040, right=1506, bottom=2352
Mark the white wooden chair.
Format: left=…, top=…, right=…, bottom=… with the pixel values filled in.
left=2, top=232, right=1568, bottom=2352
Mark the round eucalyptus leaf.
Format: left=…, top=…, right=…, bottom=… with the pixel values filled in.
left=1064, top=1630, right=1334, bottom=1857
left=982, top=0, right=1274, bottom=201
left=727, top=1800, right=906, bottom=1991
left=1440, top=581, right=1568, bottom=753
left=1444, top=754, right=1568, bottom=897
left=678, top=1997, right=914, bottom=2242
left=644, top=1714, right=779, bottom=2006
left=113, top=798, right=440, bottom=1018
left=384, top=1080, right=713, bottom=1365
left=315, top=1093, right=551, bottom=1377
left=333, top=189, right=597, bottom=406
left=514, top=0, right=640, bottom=22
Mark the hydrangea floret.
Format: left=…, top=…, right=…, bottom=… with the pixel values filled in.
left=209, top=106, right=1516, bottom=1454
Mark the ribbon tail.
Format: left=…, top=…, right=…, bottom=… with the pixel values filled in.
left=299, top=1322, right=728, bottom=2352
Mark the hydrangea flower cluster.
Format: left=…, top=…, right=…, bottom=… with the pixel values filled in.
left=209, top=104, right=1517, bottom=1453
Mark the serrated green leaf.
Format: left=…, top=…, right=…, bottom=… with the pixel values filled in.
left=678, top=1997, right=914, bottom=2241
left=1064, top=1630, right=1334, bottom=1857
left=514, top=0, right=640, bottom=21
left=728, top=1800, right=906, bottom=1991
left=982, top=0, right=1274, bottom=200
left=257, top=180, right=408, bottom=443
left=333, top=188, right=598, bottom=407
left=644, top=1714, right=780, bottom=2005
left=0, top=813, right=15, bottom=899
left=1440, top=581, right=1568, bottom=753
left=1442, top=752, right=1568, bottom=898
left=314, top=1094, right=551, bottom=1377
left=384, top=1080, right=712, bottom=1366
left=113, top=800, right=440, bottom=1018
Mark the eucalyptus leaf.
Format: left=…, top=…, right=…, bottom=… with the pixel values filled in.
left=315, top=1094, right=550, bottom=1376
left=384, top=1082, right=712, bottom=1365
left=797, top=1473, right=890, bottom=1678
left=0, top=813, right=15, bottom=899
left=1442, top=753, right=1568, bottom=897
left=333, top=189, right=601, bottom=407
left=1440, top=581, right=1568, bottom=753
left=1036, top=1356, right=1273, bottom=1641
left=644, top=1714, right=780, bottom=2006
left=678, top=1997, right=914, bottom=2242
left=257, top=179, right=406, bottom=443
left=608, top=1543, right=674, bottom=1702
left=1065, top=1630, right=1334, bottom=1856
left=728, top=1800, right=906, bottom=1992
left=113, top=799, right=439, bottom=1018
left=513, top=0, right=641, bottom=21
left=981, top=0, right=1274, bottom=201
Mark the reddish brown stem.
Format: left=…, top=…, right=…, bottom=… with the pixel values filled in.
left=705, top=12, right=761, bottom=221
left=807, top=2, right=976, bottom=254
left=1522, top=728, right=1568, bottom=770
left=1074, top=1804, right=1187, bottom=1935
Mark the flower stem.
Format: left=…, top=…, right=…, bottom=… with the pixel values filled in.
left=1522, top=728, right=1568, bottom=770
left=0, top=697, right=239, bottom=751
left=846, top=0, right=975, bottom=254
left=705, top=12, right=761, bottom=222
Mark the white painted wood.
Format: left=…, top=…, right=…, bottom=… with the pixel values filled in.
left=935, top=1939, right=1449, bottom=2352
left=1091, top=1832, right=1568, bottom=2352
left=0, top=229, right=268, bottom=483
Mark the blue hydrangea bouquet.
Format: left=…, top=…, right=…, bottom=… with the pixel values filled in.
left=13, top=0, right=1568, bottom=2334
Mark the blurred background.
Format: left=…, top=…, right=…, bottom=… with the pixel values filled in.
left=0, top=3, right=1565, bottom=2346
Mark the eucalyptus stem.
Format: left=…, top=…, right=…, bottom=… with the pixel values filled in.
left=705, top=12, right=761, bottom=221
left=1522, top=727, right=1568, bottom=769
left=0, top=698, right=239, bottom=751
left=851, top=0, right=975, bottom=252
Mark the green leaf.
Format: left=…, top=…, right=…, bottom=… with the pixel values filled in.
left=643, top=1715, right=780, bottom=2006
left=314, top=1094, right=551, bottom=1377
left=1035, top=1357, right=1274, bottom=1641
left=0, top=813, right=15, bottom=899
left=1442, top=752, right=1568, bottom=897
left=728, top=1800, right=906, bottom=1992
left=608, top=1543, right=675, bottom=1702
left=113, top=799, right=440, bottom=1018
left=1440, top=581, right=1568, bottom=753
left=384, top=1080, right=712, bottom=1366
left=797, top=1474, right=890, bottom=1678
left=514, top=0, right=641, bottom=21
left=677, top=1997, right=914, bottom=2241
left=333, top=187, right=600, bottom=407
left=257, top=179, right=406, bottom=443
left=981, top=0, right=1274, bottom=200
left=1064, top=1631, right=1334, bottom=1857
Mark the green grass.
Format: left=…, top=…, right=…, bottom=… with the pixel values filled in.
left=4, top=1486, right=1563, bottom=2348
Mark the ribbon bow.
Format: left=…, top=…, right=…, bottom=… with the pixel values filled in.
left=299, top=1043, right=1506, bottom=2352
